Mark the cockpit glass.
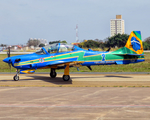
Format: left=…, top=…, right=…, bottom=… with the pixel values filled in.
left=35, top=48, right=46, bottom=55
left=58, top=44, right=74, bottom=53
left=36, top=43, right=75, bottom=54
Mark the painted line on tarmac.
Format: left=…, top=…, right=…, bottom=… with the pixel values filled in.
left=0, top=104, right=150, bottom=108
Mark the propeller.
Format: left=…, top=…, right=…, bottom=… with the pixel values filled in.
left=7, top=46, right=10, bottom=57
left=7, top=47, right=11, bottom=72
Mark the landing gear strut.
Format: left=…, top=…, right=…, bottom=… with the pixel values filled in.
left=50, top=64, right=71, bottom=81
left=13, top=69, right=20, bottom=81
left=50, top=68, right=57, bottom=78
left=63, top=63, right=70, bottom=81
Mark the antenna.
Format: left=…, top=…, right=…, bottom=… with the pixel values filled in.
left=76, top=24, right=79, bottom=43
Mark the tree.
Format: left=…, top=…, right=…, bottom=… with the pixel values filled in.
left=49, top=40, right=67, bottom=44
left=0, top=44, right=7, bottom=47
left=143, top=37, right=150, bottom=50
left=83, top=40, right=100, bottom=48
left=144, top=37, right=150, bottom=44
left=78, top=39, right=104, bottom=49
left=49, top=40, right=60, bottom=44
left=27, top=39, right=40, bottom=47
left=105, top=33, right=129, bottom=48
left=39, top=43, right=45, bottom=47
left=61, top=40, right=67, bottom=44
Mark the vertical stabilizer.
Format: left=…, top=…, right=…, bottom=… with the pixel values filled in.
left=125, top=31, right=143, bottom=54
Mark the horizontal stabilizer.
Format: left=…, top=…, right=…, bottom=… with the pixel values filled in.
left=126, top=54, right=145, bottom=56
left=113, top=53, right=145, bottom=56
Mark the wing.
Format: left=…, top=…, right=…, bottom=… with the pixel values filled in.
left=46, top=57, right=83, bottom=69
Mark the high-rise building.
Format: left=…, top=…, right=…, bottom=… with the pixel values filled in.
left=110, top=15, right=125, bottom=37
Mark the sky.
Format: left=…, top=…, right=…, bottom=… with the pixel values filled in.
left=0, top=0, right=150, bottom=45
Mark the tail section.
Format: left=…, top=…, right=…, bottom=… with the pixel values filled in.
left=112, top=31, right=144, bottom=55
left=111, top=31, right=145, bottom=64
left=125, top=31, right=143, bottom=54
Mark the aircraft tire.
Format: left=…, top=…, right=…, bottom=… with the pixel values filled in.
left=63, top=75, right=70, bottom=81
left=50, top=72, right=57, bottom=78
left=13, top=75, right=19, bottom=81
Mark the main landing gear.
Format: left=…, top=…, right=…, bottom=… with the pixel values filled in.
left=50, top=64, right=71, bottom=81
left=13, top=69, right=20, bottom=81
left=50, top=68, right=57, bottom=78
left=62, top=63, right=70, bottom=81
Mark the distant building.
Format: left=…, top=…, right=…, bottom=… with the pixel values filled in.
left=110, top=15, right=125, bottom=37
left=11, top=45, right=22, bottom=50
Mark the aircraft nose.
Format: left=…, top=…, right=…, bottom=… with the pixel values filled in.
left=3, top=58, right=11, bottom=63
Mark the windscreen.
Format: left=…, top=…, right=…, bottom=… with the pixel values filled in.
left=35, top=48, right=46, bottom=55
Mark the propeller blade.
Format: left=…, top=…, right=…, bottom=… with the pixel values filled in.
left=7, top=47, right=10, bottom=57
left=8, top=63, right=11, bottom=72
left=7, top=47, right=11, bottom=72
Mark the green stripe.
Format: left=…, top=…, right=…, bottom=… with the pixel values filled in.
left=133, top=31, right=142, bottom=40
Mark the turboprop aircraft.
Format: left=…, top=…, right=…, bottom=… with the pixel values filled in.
left=3, top=31, right=145, bottom=81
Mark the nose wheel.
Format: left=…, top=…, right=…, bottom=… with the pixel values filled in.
left=13, top=69, right=20, bottom=81
left=13, top=75, right=19, bottom=81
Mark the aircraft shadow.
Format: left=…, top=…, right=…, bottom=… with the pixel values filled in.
left=104, top=75, right=132, bottom=78
left=0, top=74, right=132, bottom=83
left=23, top=75, right=73, bottom=85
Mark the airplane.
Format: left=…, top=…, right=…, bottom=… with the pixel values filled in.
left=3, top=31, right=145, bottom=81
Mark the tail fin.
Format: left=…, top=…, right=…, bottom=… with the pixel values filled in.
left=125, top=31, right=143, bottom=54
left=112, top=31, right=144, bottom=56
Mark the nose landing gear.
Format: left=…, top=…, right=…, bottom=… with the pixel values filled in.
left=13, top=69, right=20, bottom=81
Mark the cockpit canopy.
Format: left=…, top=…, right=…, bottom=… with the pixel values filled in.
left=36, top=43, right=82, bottom=55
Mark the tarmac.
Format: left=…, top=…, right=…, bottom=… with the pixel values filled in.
left=0, top=73, right=150, bottom=119
left=0, top=73, right=150, bottom=87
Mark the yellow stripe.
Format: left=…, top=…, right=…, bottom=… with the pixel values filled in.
left=79, top=58, right=144, bottom=62
left=19, top=51, right=83, bottom=65
left=46, top=51, right=83, bottom=58
left=18, top=51, right=109, bottom=65
left=16, top=56, right=79, bottom=66
left=83, top=52, right=111, bottom=58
